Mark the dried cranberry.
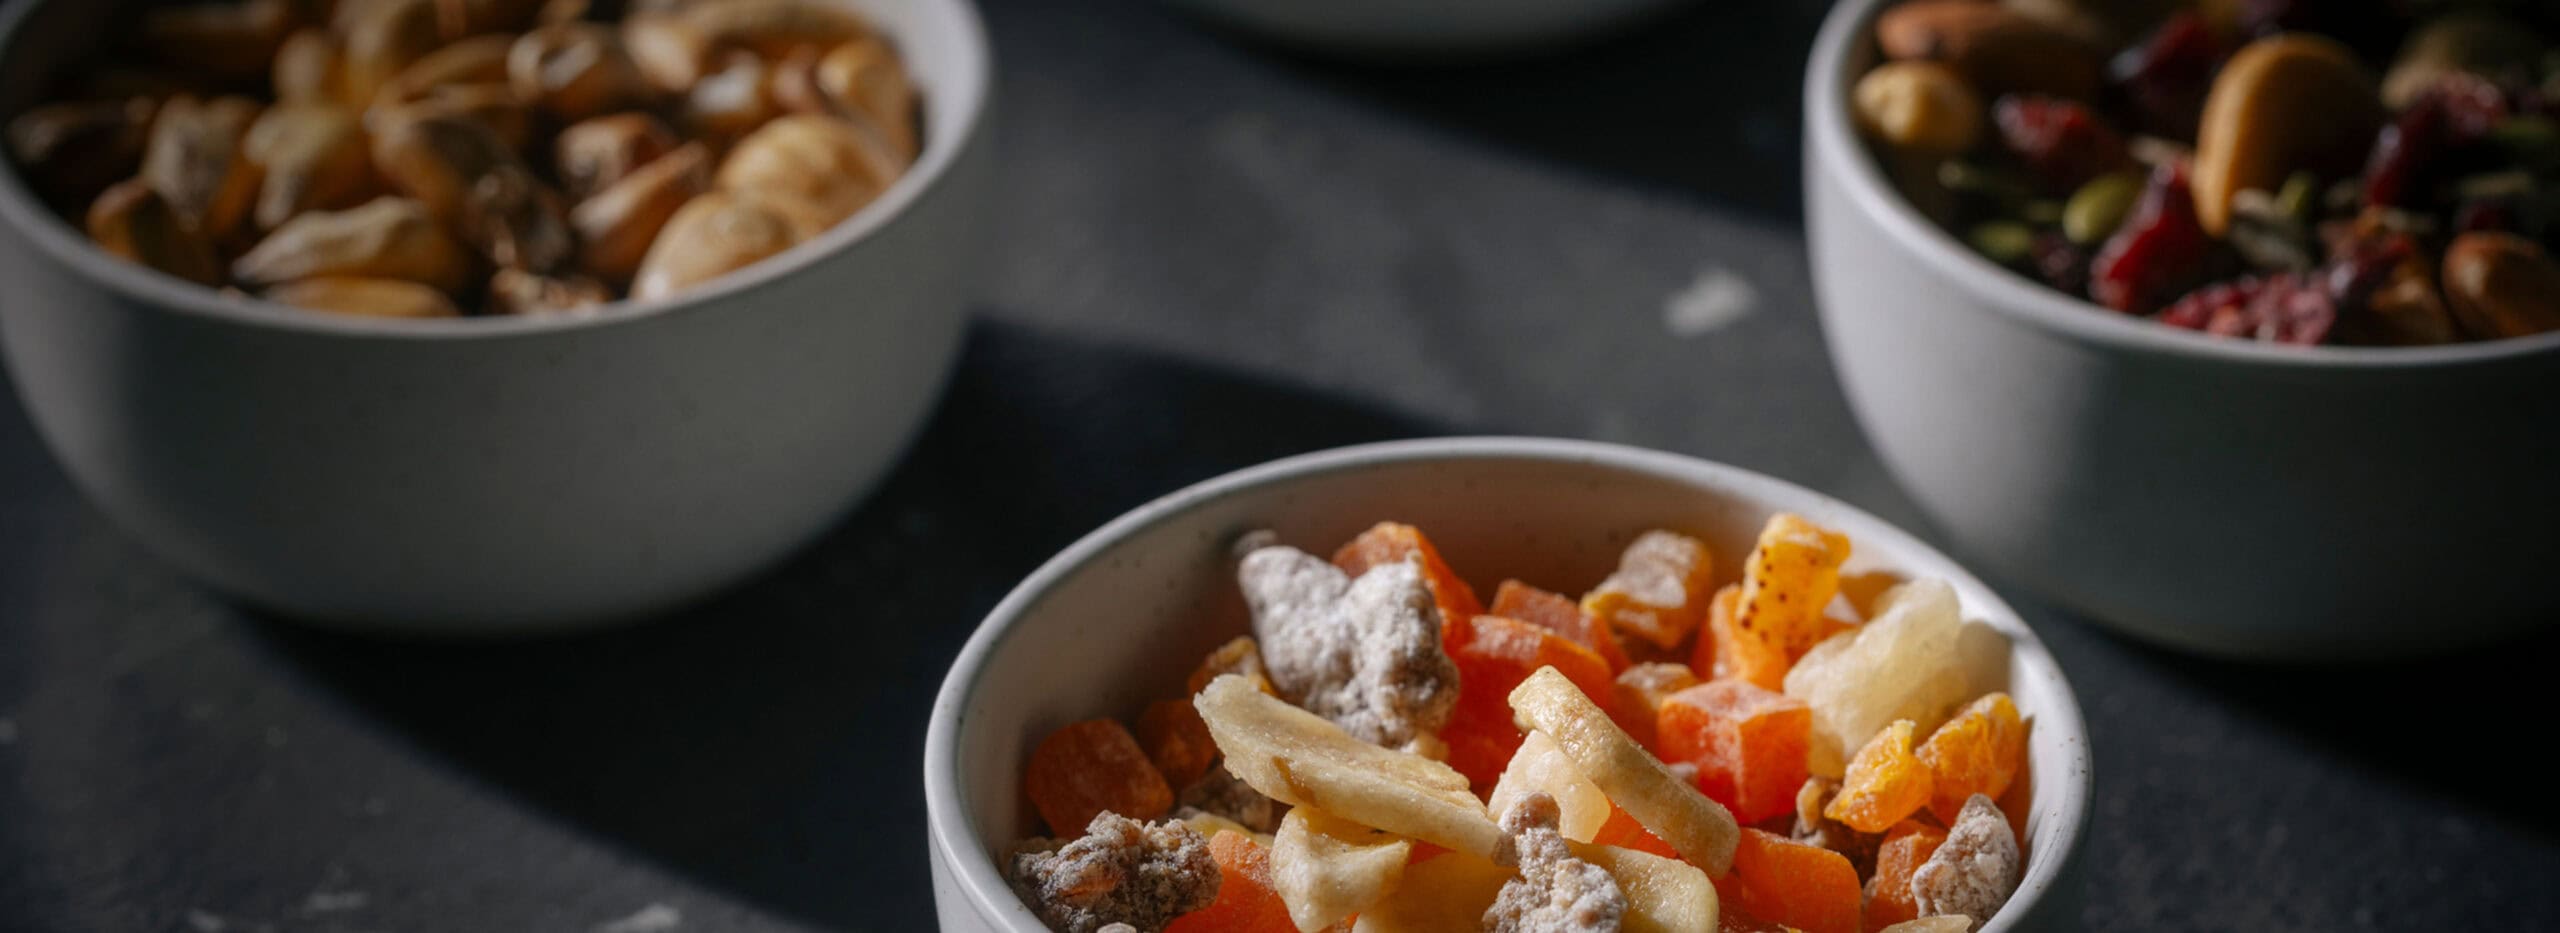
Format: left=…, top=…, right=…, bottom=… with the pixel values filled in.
left=2157, top=273, right=2339, bottom=345
left=2108, top=12, right=2221, bottom=141
left=2029, top=231, right=2090, bottom=298
left=2363, top=74, right=2512, bottom=208
left=1994, top=95, right=2134, bottom=190
left=2091, top=161, right=2210, bottom=314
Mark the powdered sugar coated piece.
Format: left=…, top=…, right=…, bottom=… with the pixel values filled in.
left=1484, top=793, right=1626, bottom=933
left=1009, top=813, right=1220, bottom=933
left=1238, top=546, right=1460, bottom=748
left=1909, top=794, right=2019, bottom=928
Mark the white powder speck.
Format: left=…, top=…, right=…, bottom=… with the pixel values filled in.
left=596, top=904, right=682, bottom=933
left=303, top=891, right=369, bottom=914
left=1661, top=264, right=1759, bottom=338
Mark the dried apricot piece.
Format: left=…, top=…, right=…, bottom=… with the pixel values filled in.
left=1492, top=579, right=1630, bottom=672
left=1441, top=614, right=1617, bottom=788
left=1725, top=516, right=1854, bottom=686
left=1865, top=820, right=1949, bottom=932
left=1610, top=661, right=1698, bottom=751
left=1726, top=828, right=1862, bottom=933
left=1165, top=830, right=1296, bottom=933
left=1917, top=693, right=2026, bottom=824
left=1656, top=680, right=1812, bottom=825
left=1188, top=636, right=1275, bottom=697
left=1025, top=719, right=1174, bottom=835
left=1582, top=530, right=1717, bottom=651
left=1333, top=522, right=1483, bottom=636
left=1825, top=719, right=1934, bottom=834
left=1139, top=698, right=1219, bottom=789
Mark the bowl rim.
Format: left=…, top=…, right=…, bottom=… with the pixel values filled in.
left=923, top=436, right=2093, bottom=932
left=0, top=0, right=993, bottom=342
left=1804, top=0, right=2560, bottom=369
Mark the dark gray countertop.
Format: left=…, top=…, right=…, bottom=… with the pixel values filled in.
left=3, top=0, right=2555, bottom=929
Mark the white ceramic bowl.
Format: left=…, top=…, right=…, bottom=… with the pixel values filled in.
left=925, top=438, right=2091, bottom=932
left=1805, top=0, right=2560, bottom=659
left=0, top=0, right=992, bottom=632
left=1155, top=0, right=1694, bottom=54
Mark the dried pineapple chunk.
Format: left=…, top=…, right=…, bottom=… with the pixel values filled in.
left=1488, top=730, right=1613, bottom=844
left=1507, top=667, right=1740, bottom=875
left=1349, top=851, right=1514, bottom=933
left=1783, top=580, right=1971, bottom=778
left=1195, top=675, right=1506, bottom=860
left=1570, top=842, right=1720, bottom=933
left=1272, top=808, right=1410, bottom=932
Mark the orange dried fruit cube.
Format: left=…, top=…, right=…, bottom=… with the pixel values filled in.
left=1728, top=828, right=1862, bottom=933
left=1188, top=636, right=1274, bottom=697
left=1825, top=719, right=1933, bottom=834
left=1332, top=522, right=1483, bottom=636
left=1165, top=830, right=1297, bottom=933
left=1492, top=579, right=1630, bottom=672
left=1138, top=698, right=1219, bottom=789
left=1610, top=661, right=1699, bottom=751
left=1582, top=530, right=1716, bottom=651
left=1024, top=718, right=1173, bottom=835
left=1589, top=800, right=1681, bottom=860
left=1701, top=584, right=1783, bottom=690
left=1656, top=679, right=1812, bottom=825
left=1440, top=613, right=1617, bottom=788
left=1918, top=692, right=2026, bottom=824
left=1864, top=820, right=1949, bottom=931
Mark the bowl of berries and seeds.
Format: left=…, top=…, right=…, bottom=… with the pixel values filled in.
left=924, top=437, right=2092, bottom=932
left=1805, top=0, right=2560, bottom=659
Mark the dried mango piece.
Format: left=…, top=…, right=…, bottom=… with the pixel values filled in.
left=1865, top=820, right=1949, bottom=931
left=1582, top=531, right=1717, bottom=651
left=1656, top=680, right=1813, bottom=825
left=1441, top=614, right=1616, bottom=789
left=1825, top=720, right=1933, bottom=834
left=1333, top=522, right=1483, bottom=637
left=1166, top=830, right=1298, bottom=933
left=1610, top=662, right=1699, bottom=751
left=1189, top=636, right=1276, bottom=697
left=1726, top=828, right=1861, bottom=933
left=1917, top=693, right=2026, bottom=824
left=1140, top=698, right=1220, bottom=790
left=1784, top=580, right=1971, bottom=779
left=1719, top=516, right=1853, bottom=689
left=1025, top=719, right=1174, bottom=836
left=1492, top=579, right=1630, bottom=672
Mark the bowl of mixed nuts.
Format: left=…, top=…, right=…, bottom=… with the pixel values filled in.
left=1806, top=0, right=2560, bottom=658
left=0, top=0, right=991, bottom=630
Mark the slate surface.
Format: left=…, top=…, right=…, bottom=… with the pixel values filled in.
left=3, top=0, right=2555, bottom=930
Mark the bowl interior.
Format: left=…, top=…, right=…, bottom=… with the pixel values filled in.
left=932, top=439, right=2089, bottom=931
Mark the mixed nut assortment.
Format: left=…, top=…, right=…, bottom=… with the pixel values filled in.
left=1855, top=0, right=2560, bottom=345
left=5, top=0, right=919, bottom=317
left=1008, top=518, right=2026, bottom=932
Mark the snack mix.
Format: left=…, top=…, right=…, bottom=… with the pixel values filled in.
left=6, top=0, right=919, bottom=317
left=1008, top=519, right=2033, bottom=933
left=1854, top=0, right=2560, bottom=344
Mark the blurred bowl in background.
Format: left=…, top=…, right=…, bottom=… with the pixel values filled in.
left=1156, top=0, right=1696, bottom=55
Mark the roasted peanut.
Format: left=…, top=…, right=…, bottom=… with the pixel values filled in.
left=1878, top=0, right=2102, bottom=100
left=370, top=109, right=571, bottom=270
left=274, top=29, right=348, bottom=105
left=682, top=50, right=777, bottom=150
left=554, top=112, right=678, bottom=202
left=570, top=141, right=708, bottom=282
left=713, top=113, right=897, bottom=237
left=369, top=82, right=537, bottom=152
left=684, top=0, right=872, bottom=60
left=232, top=196, right=474, bottom=291
left=812, top=35, right=917, bottom=161
left=1853, top=60, right=1984, bottom=157
left=85, top=179, right=225, bottom=285
left=2189, top=35, right=2383, bottom=235
left=508, top=22, right=652, bottom=121
left=630, top=190, right=797, bottom=300
left=242, top=104, right=375, bottom=230
left=6, top=98, right=158, bottom=212
left=266, top=275, right=462, bottom=317
left=136, top=0, right=302, bottom=82
left=2442, top=232, right=2560, bottom=340
left=488, top=267, right=611, bottom=313
left=377, top=33, right=516, bottom=105
left=2382, top=13, right=2544, bottom=111
left=142, top=95, right=266, bottom=243
left=623, top=12, right=710, bottom=93
left=342, top=0, right=447, bottom=106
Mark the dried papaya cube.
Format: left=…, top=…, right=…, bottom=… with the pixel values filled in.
left=1588, top=800, right=1681, bottom=860
left=1610, top=661, right=1698, bottom=751
left=1917, top=693, right=2025, bottom=824
left=1727, top=828, right=1862, bottom=933
left=1582, top=530, right=1716, bottom=650
left=1165, top=830, right=1297, bottom=933
left=1439, top=614, right=1617, bottom=788
left=1865, top=820, right=1950, bottom=932
left=1655, top=680, right=1812, bottom=825
left=1825, top=719, right=1934, bottom=834
left=1026, top=719, right=1174, bottom=835
left=1492, top=579, right=1630, bottom=672
left=1700, top=584, right=1783, bottom=690
left=1139, top=698, right=1219, bottom=790
left=1332, top=522, right=1483, bottom=635
left=1188, top=636, right=1275, bottom=697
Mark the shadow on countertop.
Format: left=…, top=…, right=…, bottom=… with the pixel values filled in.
left=241, top=318, right=1451, bottom=932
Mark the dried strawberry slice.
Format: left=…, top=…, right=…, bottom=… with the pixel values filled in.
left=2090, top=161, right=2209, bottom=314
left=1994, top=95, right=2133, bottom=190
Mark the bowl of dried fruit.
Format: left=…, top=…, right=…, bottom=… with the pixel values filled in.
left=0, top=0, right=991, bottom=630
left=1806, top=0, right=2560, bottom=658
left=925, top=437, right=2091, bottom=933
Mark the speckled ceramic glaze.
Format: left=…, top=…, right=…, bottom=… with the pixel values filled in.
left=1806, top=0, right=2560, bottom=659
left=924, top=438, right=2091, bottom=932
left=0, top=0, right=993, bottom=632
left=1155, top=0, right=1694, bottom=53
